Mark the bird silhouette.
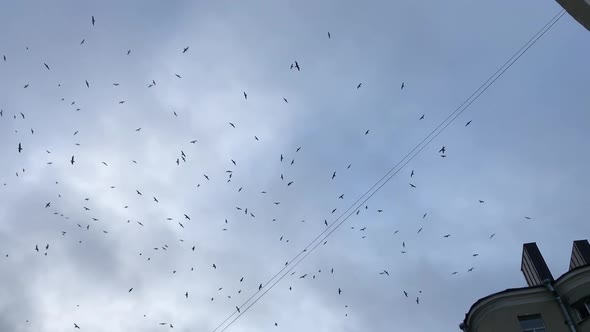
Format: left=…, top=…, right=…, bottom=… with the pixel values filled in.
left=91, top=16, right=95, bottom=25
left=70, top=155, right=75, bottom=165
left=243, top=92, right=247, bottom=99
left=357, top=83, right=362, bottom=89
left=74, top=323, right=80, bottom=329
left=18, top=143, right=22, bottom=153
left=183, top=47, right=189, bottom=53
left=409, top=183, right=416, bottom=188
left=328, top=32, right=331, bottom=38
left=401, top=82, right=405, bottom=89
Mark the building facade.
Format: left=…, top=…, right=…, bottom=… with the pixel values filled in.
left=460, top=240, right=590, bottom=332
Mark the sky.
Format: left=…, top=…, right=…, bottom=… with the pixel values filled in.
left=0, top=0, right=589, bottom=331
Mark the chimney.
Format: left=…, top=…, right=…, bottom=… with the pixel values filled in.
left=569, top=240, right=590, bottom=270
left=521, top=242, right=554, bottom=287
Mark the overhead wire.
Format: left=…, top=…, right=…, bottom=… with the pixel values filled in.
left=212, top=9, right=566, bottom=332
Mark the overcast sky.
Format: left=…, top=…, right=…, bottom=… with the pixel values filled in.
left=1, top=1, right=589, bottom=331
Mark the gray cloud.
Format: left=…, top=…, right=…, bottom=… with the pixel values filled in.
left=1, top=1, right=589, bottom=332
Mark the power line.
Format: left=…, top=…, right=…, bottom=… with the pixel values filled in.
left=212, top=9, right=565, bottom=332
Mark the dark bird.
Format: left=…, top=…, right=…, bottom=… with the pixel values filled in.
left=416, top=297, right=420, bottom=304
left=119, top=101, right=125, bottom=104
left=229, top=122, right=235, bottom=128
left=451, top=271, right=459, bottom=275
left=185, top=292, right=189, bottom=298
left=294, top=61, right=300, bottom=71
left=439, top=146, right=446, bottom=154
left=183, top=47, right=189, bottom=53
left=465, top=120, right=472, bottom=127
left=283, top=97, right=288, bottom=103
left=127, top=50, right=131, bottom=55
left=236, top=306, right=240, bottom=313
left=365, top=129, right=369, bottom=135
left=419, top=114, right=424, bottom=120
left=35, top=245, right=39, bottom=252
left=287, top=181, right=293, bottom=186
left=296, top=147, right=301, bottom=152
left=443, top=234, right=451, bottom=238
left=85, top=80, right=89, bottom=88
left=80, top=39, right=85, bottom=45
left=70, top=155, right=75, bottom=165
left=338, top=288, right=342, bottom=295
left=231, top=159, right=236, bottom=165
left=401, top=82, right=405, bottom=90
left=411, top=170, right=414, bottom=177
left=128, top=288, right=133, bottom=292
left=417, top=227, right=423, bottom=233
left=423, top=213, right=427, bottom=218
left=473, top=254, right=479, bottom=257
left=357, top=83, right=362, bottom=89
left=91, top=16, right=95, bottom=25
left=479, top=200, right=485, bottom=203
left=489, top=233, right=496, bottom=239
left=280, top=154, right=283, bottom=162
left=409, top=183, right=416, bottom=188
left=243, top=92, right=247, bottom=100
left=468, top=267, right=474, bottom=272
left=525, top=216, right=532, bottom=220
left=328, top=31, right=331, bottom=38
left=184, top=214, right=190, bottom=220
left=74, top=323, right=80, bottom=329
left=190, top=140, right=197, bottom=144
left=178, top=222, right=184, bottom=228
left=332, top=171, right=336, bottom=180
left=338, top=194, right=344, bottom=199
left=44, top=63, right=50, bottom=70
left=18, top=143, right=22, bottom=153
left=136, top=190, right=142, bottom=195
left=204, top=174, right=209, bottom=180
left=24, top=84, right=29, bottom=88
left=45, top=202, right=50, bottom=208
left=254, top=136, right=259, bottom=141
left=45, top=244, right=49, bottom=250
left=259, top=283, right=263, bottom=291
left=380, top=270, right=390, bottom=276
left=153, top=197, right=159, bottom=203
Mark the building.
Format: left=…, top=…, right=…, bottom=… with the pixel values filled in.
left=556, top=0, right=590, bottom=31
left=459, top=240, right=590, bottom=332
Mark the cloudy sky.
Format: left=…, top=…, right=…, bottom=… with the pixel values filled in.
left=1, top=0, right=589, bottom=331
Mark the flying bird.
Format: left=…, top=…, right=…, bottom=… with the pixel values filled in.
left=128, top=288, right=133, bottom=292
left=74, top=323, right=80, bottom=329
left=379, top=270, right=390, bottom=276
left=70, top=155, right=75, bottom=165
left=332, top=171, right=336, bottom=180
left=294, top=61, right=300, bottom=71
left=439, top=146, right=446, bottom=154
left=465, top=120, right=472, bottom=127
left=328, top=31, right=331, bottom=38
left=443, top=234, right=451, bottom=238
left=18, top=143, right=22, bottom=153
left=243, top=92, right=247, bottom=99
left=479, top=200, right=485, bottom=203
left=229, top=122, right=235, bottom=128
left=85, top=80, right=89, bottom=88
left=357, top=83, right=362, bottom=89
left=283, top=97, right=288, bottom=103
left=80, top=39, right=85, bottom=45
left=401, top=82, right=405, bottom=90
left=44, top=63, right=50, bottom=70
left=91, top=16, right=95, bottom=25
left=183, top=46, right=189, bottom=53
left=365, top=129, right=369, bottom=135
left=419, top=114, right=424, bottom=120
left=409, top=183, right=416, bottom=188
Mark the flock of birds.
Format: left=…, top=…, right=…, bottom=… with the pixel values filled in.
left=0, top=15, right=537, bottom=331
